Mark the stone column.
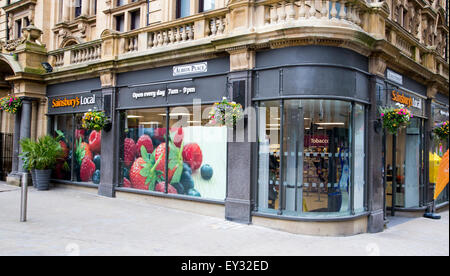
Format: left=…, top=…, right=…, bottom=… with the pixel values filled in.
left=98, top=71, right=117, bottom=197
left=366, top=75, right=385, bottom=233
left=225, top=70, right=254, bottom=224
left=81, top=0, right=90, bottom=16
left=10, top=109, right=21, bottom=174
left=18, top=98, right=33, bottom=173
left=367, top=55, right=387, bottom=233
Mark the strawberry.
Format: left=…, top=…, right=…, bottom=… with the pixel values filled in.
left=129, top=158, right=148, bottom=190
left=154, top=143, right=167, bottom=172
left=59, top=141, right=69, bottom=160
left=130, top=147, right=165, bottom=191
left=124, top=138, right=137, bottom=167
left=136, top=134, right=154, bottom=156
left=172, top=127, right=184, bottom=148
left=89, top=130, right=101, bottom=154
left=80, top=142, right=93, bottom=161
left=182, top=143, right=203, bottom=171
left=153, top=128, right=166, bottom=142
left=123, top=178, right=131, bottom=188
left=155, top=182, right=178, bottom=194
left=80, top=157, right=96, bottom=182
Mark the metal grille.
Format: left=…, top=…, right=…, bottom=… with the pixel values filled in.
left=0, top=133, right=13, bottom=181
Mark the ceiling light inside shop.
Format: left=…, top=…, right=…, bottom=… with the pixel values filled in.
left=127, top=115, right=144, bottom=118
left=315, top=122, right=345, bottom=126
left=266, top=124, right=280, bottom=126
left=159, top=113, right=191, bottom=117
left=139, top=122, right=161, bottom=125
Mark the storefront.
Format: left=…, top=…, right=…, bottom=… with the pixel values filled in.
left=251, top=46, right=370, bottom=223
left=47, top=78, right=103, bottom=186
left=114, top=57, right=230, bottom=202
left=381, top=69, right=428, bottom=216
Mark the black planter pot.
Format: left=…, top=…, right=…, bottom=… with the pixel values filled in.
left=31, top=170, right=36, bottom=187
left=34, top=169, right=52, bottom=191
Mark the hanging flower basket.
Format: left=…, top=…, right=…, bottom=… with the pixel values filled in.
left=379, top=106, right=413, bottom=135
left=433, top=121, right=449, bottom=141
left=81, top=111, right=107, bottom=131
left=209, top=97, right=244, bottom=127
left=0, top=95, right=22, bottom=114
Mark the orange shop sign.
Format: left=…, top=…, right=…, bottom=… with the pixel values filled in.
left=51, top=95, right=96, bottom=109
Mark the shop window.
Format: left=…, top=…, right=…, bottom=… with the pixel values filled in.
left=176, top=0, right=190, bottom=19
left=130, top=10, right=140, bottom=30
left=199, top=0, right=215, bottom=12
left=115, top=14, right=125, bottom=32
left=52, top=115, right=74, bottom=181
left=258, top=100, right=365, bottom=217
left=74, top=114, right=102, bottom=184
left=431, top=103, right=449, bottom=205
left=119, top=105, right=227, bottom=201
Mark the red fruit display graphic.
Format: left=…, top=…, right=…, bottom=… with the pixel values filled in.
left=130, top=147, right=165, bottom=191
left=80, top=142, right=93, bottom=161
left=172, top=127, right=184, bottom=148
left=80, top=157, right=96, bottom=182
left=155, top=182, right=178, bottom=194
left=129, top=158, right=148, bottom=190
left=75, top=129, right=85, bottom=141
left=124, top=138, right=137, bottom=167
left=89, top=130, right=101, bottom=154
left=136, top=134, right=154, bottom=156
left=153, top=128, right=166, bottom=141
left=59, top=141, right=69, bottom=160
left=182, top=143, right=203, bottom=171
left=154, top=143, right=167, bottom=172
left=123, top=178, right=131, bottom=188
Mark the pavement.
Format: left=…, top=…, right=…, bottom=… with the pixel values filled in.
left=0, top=182, right=448, bottom=256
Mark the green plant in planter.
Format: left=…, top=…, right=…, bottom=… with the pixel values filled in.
left=20, top=136, right=63, bottom=190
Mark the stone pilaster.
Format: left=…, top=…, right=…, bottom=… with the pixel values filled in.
left=225, top=70, right=254, bottom=224
left=366, top=58, right=386, bottom=232
left=98, top=71, right=117, bottom=198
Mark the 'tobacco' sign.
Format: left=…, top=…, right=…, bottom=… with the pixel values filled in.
left=173, top=62, right=208, bottom=76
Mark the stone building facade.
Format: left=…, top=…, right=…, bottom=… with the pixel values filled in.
left=0, top=0, right=448, bottom=236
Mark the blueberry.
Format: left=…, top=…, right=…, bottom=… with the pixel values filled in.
left=171, top=182, right=185, bottom=195
left=200, top=164, right=213, bottom=180
left=183, top=162, right=192, bottom=175
left=93, top=155, right=101, bottom=170
left=187, top=188, right=201, bottom=197
left=180, top=171, right=194, bottom=191
left=92, top=170, right=101, bottom=184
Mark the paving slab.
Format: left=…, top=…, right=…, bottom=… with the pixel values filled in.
left=0, top=182, right=448, bottom=256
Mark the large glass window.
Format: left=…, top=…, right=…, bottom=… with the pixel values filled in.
left=258, top=99, right=365, bottom=217
left=51, top=114, right=102, bottom=185
left=119, top=105, right=227, bottom=201
left=52, top=115, right=74, bottom=181
left=431, top=103, right=449, bottom=205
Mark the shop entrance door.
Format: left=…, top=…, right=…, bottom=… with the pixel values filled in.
left=384, top=118, right=423, bottom=216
